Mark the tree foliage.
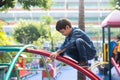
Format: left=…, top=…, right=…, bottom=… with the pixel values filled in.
left=33, top=16, right=64, bottom=51
left=0, top=20, right=6, bottom=31
left=111, top=0, right=120, bottom=10
left=0, top=32, right=13, bottom=45
left=0, top=0, right=52, bottom=11
left=14, top=21, right=40, bottom=44
left=0, top=21, right=15, bottom=63
left=13, top=17, right=64, bottom=51
left=0, top=21, right=14, bottom=45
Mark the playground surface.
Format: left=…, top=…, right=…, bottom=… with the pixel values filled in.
left=19, top=65, right=120, bottom=80
left=24, top=65, right=77, bottom=80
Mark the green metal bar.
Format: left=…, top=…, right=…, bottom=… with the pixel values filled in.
left=0, top=47, right=22, bottom=52
left=0, top=66, right=8, bottom=80
left=102, top=27, right=105, bottom=61
left=102, top=27, right=107, bottom=78
left=0, top=63, right=10, bottom=66
left=108, top=25, right=111, bottom=80
left=5, top=45, right=36, bottom=80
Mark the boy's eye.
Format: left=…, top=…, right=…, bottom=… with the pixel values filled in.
left=59, top=29, right=66, bottom=34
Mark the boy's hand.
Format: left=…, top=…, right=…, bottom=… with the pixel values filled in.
left=50, top=52, right=59, bottom=59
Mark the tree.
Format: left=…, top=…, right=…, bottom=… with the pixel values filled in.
left=0, top=20, right=14, bottom=45
left=37, top=16, right=64, bottom=51
left=0, top=20, right=6, bottom=31
left=41, top=16, right=55, bottom=51
left=0, top=21, right=14, bottom=63
left=78, top=0, right=85, bottom=31
left=0, top=0, right=52, bottom=11
left=78, top=0, right=86, bottom=80
left=33, top=16, right=65, bottom=51
left=14, top=21, right=40, bottom=44
left=111, top=0, right=120, bottom=10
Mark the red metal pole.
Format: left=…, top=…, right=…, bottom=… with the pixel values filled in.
left=111, top=58, right=120, bottom=76
left=26, top=48, right=100, bottom=80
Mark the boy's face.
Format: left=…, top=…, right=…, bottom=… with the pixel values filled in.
left=59, top=25, right=72, bottom=37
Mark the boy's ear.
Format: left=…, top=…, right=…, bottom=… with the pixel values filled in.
left=66, top=25, right=69, bottom=29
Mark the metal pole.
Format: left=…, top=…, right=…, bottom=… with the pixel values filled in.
left=108, top=25, right=111, bottom=80
left=102, top=27, right=105, bottom=60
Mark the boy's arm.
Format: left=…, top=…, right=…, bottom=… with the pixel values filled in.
left=57, top=48, right=66, bottom=55
left=50, top=48, right=66, bottom=59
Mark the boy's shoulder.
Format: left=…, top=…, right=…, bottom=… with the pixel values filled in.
left=73, top=27, right=81, bottom=31
left=73, top=27, right=84, bottom=33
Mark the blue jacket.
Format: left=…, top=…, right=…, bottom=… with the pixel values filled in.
left=57, top=27, right=95, bottom=51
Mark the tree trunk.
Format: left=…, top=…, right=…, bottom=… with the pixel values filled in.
left=78, top=0, right=86, bottom=80
left=78, top=0, right=85, bottom=31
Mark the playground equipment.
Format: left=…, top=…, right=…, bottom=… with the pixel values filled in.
left=0, top=45, right=100, bottom=80
left=42, top=57, right=55, bottom=80
left=16, top=54, right=31, bottom=78
left=101, top=10, right=120, bottom=80
left=0, top=45, right=35, bottom=80
left=0, top=65, right=7, bottom=80
left=42, top=65, right=54, bottom=80
left=0, top=10, right=120, bottom=80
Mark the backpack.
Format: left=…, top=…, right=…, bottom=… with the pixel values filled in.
left=110, top=41, right=118, bottom=57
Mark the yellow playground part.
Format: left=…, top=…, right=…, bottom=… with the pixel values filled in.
left=103, top=43, right=109, bottom=62
left=89, top=62, right=108, bottom=70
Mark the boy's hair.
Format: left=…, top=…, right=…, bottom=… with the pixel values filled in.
left=56, top=19, right=72, bottom=31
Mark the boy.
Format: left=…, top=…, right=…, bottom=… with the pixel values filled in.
left=50, top=19, right=96, bottom=66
